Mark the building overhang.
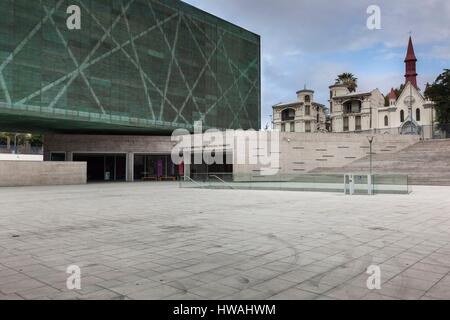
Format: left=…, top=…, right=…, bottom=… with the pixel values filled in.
left=333, top=92, right=372, bottom=100
left=296, top=89, right=314, bottom=95
left=0, top=110, right=193, bottom=135
left=273, top=102, right=301, bottom=109
left=329, top=84, right=349, bottom=90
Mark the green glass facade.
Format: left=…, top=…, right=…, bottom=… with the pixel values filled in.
left=0, top=0, right=260, bottom=134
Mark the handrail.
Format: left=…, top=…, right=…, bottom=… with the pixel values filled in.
left=209, top=175, right=234, bottom=190
left=183, top=176, right=203, bottom=188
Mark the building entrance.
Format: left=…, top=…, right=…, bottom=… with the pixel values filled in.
left=73, top=154, right=126, bottom=182
left=134, top=154, right=181, bottom=181
left=190, top=152, right=233, bottom=181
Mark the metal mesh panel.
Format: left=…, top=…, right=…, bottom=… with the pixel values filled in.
left=0, top=0, right=261, bottom=133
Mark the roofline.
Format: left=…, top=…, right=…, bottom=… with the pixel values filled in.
left=329, top=84, right=349, bottom=89
left=296, top=89, right=314, bottom=94
left=273, top=102, right=299, bottom=108
left=273, top=101, right=325, bottom=108
left=332, top=92, right=371, bottom=99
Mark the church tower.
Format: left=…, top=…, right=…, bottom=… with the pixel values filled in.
left=404, top=36, right=418, bottom=89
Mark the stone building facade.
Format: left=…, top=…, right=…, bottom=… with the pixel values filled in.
left=272, top=89, right=326, bottom=133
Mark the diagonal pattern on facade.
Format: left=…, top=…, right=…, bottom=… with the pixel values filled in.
left=0, top=0, right=260, bottom=133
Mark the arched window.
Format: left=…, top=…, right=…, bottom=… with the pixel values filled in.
left=400, top=110, right=405, bottom=123
left=416, top=108, right=421, bottom=122
left=305, top=95, right=311, bottom=103
left=384, top=115, right=389, bottom=127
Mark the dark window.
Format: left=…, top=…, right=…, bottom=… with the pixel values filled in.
left=290, top=122, right=295, bottom=132
left=281, top=123, right=286, bottom=132
left=305, top=95, right=311, bottom=103
left=281, top=108, right=295, bottom=121
left=355, top=116, right=362, bottom=131
left=416, top=108, right=421, bottom=121
left=73, top=154, right=126, bottom=182
left=400, top=110, right=405, bottom=122
left=384, top=115, right=389, bottom=126
left=134, top=154, right=179, bottom=181
left=51, top=153, right=66, bottom=161
left=305, top=121, right=311, bottom=133
left=305, top=106, right=310, bottom=116
left=343, top=117, right=349, bottom=132
left=344, top=100, right=362, bottom=114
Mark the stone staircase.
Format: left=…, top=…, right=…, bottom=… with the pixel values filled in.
left=310, top=139, right=450, bottom=186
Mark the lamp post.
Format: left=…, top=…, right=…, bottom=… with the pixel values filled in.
left=368, top=136, right=374, bottom=195
left=368, top=136, right=374, bottom=175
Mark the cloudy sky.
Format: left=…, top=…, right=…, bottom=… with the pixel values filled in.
left=183, top=0, right=450, bottom=128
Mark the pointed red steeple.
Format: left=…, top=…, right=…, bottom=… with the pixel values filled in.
left=404, top=36, right=418, bottom=89
left=405, top=37, right=417, bottom=61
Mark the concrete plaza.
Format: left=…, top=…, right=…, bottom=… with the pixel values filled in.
left=1, top=182, right=450, bottom=300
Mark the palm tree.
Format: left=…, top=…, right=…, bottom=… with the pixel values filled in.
left=335, top=73, right=358, bottom=93
left=0, top=132, right=13, bottom=149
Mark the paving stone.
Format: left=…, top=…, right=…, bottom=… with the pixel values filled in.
left=425, top=283, right=450, bottom=300
left=325, top=285, right=371, bottom=300
left=268, top=288, right=319, bottom=300
left=188, top=283, right=239, bottom=300
left=222, top=288, right=273, bottom=300
left=377, top=283, right=425, bottom=300
left=1, top=183, right=450, bottom=300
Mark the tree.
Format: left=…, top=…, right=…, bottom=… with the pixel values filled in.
left=425, top=69, right=450, bottom=129
left=335, top=73, right=358, bottom=92
left=0, top=132, right=13, bottom=149
left=0, top=132, right=43, bottom=150
left=28, top=134, right=43, bottom=147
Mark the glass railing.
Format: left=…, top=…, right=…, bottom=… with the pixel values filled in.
left=180, top=173, right=411, bottom=195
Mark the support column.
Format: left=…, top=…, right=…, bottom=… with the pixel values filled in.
left=66, top=151, right=73, bottom=162
left=126, top=153, right=134, bottom=182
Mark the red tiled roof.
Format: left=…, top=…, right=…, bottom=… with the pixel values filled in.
left=388, top=88, right=397, bottom=100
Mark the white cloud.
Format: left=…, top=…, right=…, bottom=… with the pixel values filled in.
left=427, top=45, right=450, bottom=60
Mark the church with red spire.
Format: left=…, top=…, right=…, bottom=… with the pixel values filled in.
left=327, top=36, right=437, bottom=138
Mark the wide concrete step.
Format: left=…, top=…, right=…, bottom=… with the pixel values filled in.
left=311, top=139, right=450, bottom=186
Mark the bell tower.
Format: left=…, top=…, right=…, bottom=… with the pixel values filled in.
left=404, top=36, right=418, bottom=89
